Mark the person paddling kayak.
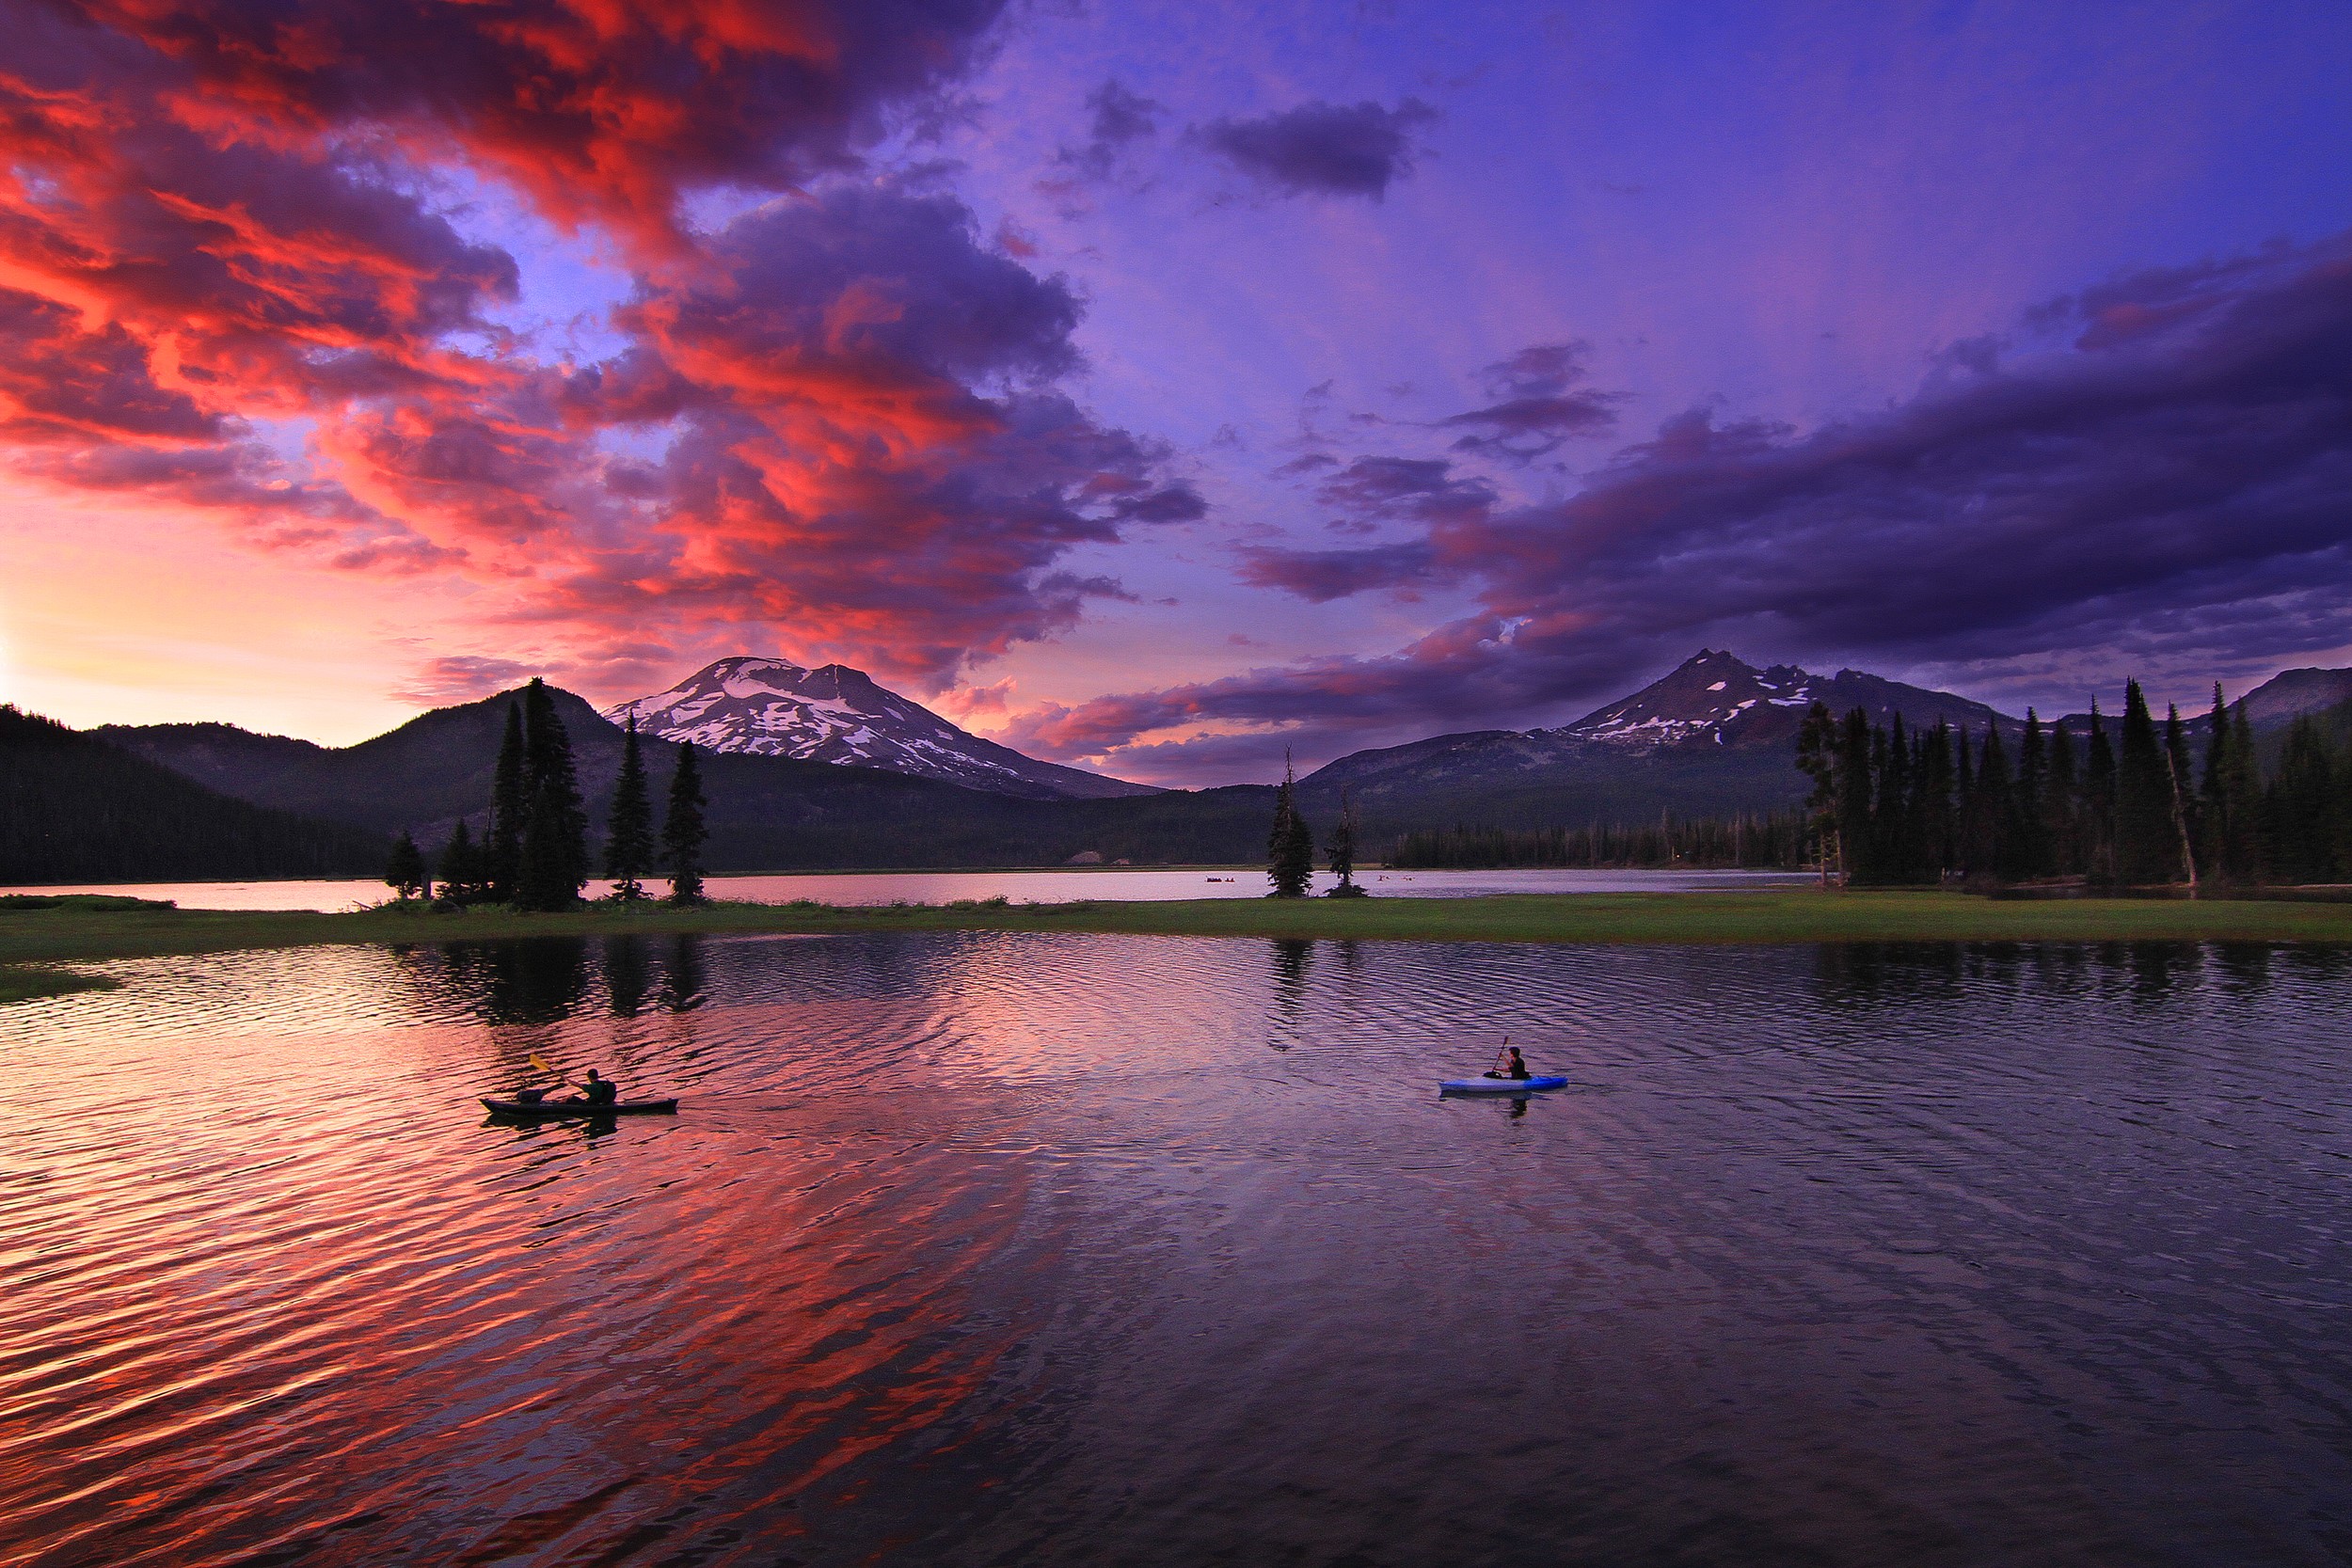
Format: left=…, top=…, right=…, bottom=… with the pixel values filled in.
left=1484, top=1044, right=1531, bottom=1081
left=516, top=1053, right=621, bottom=1107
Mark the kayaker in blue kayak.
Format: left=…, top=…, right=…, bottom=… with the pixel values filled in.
left=1485, top=1045, right=1530, bottom=1081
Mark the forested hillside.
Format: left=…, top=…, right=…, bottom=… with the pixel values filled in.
left=1, top=706, right=388, bottom=883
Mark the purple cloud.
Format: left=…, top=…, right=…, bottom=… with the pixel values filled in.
left=1060, top=80, right=1164, bottom=180
left=1032, top=232, right=2352, bottom=779
left=1198, top=98, right=1438, bottom=199
left=1438, top=343, right=1623, bottom=461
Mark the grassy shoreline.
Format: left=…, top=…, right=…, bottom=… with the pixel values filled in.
left=8, top=889, right=2352, bottom=1002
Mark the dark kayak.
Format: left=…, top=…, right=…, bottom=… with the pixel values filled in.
left=481, top=1096, right=679, bottom=1117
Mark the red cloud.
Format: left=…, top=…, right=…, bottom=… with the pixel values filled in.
left=0, top=0, right=1198, bottom=692
left=59, top=0, right=1009, bottom=253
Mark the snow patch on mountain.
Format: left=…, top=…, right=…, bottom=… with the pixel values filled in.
left=603, top=657, right=1157, bottom=801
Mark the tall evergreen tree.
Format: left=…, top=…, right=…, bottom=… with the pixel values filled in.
left=521, top=677, right=589, bottom=897
left=2114, top=680, right=2175, bottom=884
left=2228, top=701, right=2261, bottom=878
left=1324, top=786, right=1365, bottom=896
left=2199, top=684, right=2234, bottom=879
left=2163, top=702, right=2199, bottom=887
left=1266, top=751, right=1315, bottom=897
left=603, top=715, right=656, bottom=901
left=2045, top=723, right=2080, bottom=876
left=488, top=701, right=528, bottom=902
left=1969, top=724, right=2016, bottom=880
left=1836, top=707, right=1875, bottom=883
left=1920, top=721, right=1958, bottom=877
left=516, top=780, right=580, bottom=911
left=437, top=818, right=482, bottom=905
left=384, top=829, right=428, bottom=901
left=2084, top=701, right=2117, bottom=882
left=661, top=740, right=709, bottom=904
left=2265, top=717, right=2336, bottom=884
left=1793, top=702, right=1842, bottom=884
left=2017, top=710, right=2050, bottom=878
left=1880, top=715, right=1915, bottom=879
left=1953, top=724, right=1976, bottom=875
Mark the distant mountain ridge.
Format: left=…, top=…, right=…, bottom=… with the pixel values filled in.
left=5, top=705, right=384, bottom=882
left=69, top=648, right=2352, bottom=876
left=603, top=657, right=1157, bottom=801
left=1295, top=649, right=2332, bottom=832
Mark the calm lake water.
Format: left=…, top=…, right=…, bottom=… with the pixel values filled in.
left=0, top=866, right=1813, bottom=911
left=5, top=933, right=2348, bottom=1566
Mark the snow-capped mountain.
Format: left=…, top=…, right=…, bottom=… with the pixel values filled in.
left=1555, top=648, right=2015, bottom=750
left=603, top=657, right=1157, bottom=801
left=1304, top=648, right=2020, bottom=809
left=1560, top=649, right=1823, bottom=747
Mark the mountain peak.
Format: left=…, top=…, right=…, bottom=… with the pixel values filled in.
left=1555, top=648, right=2015, bottom=752
left=605, top=657, right=1158, bottom=801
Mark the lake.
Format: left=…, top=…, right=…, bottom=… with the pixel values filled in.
left=0, top=866, right=1815, bottom=911
left=4, top=933, right=2347, bottom=1565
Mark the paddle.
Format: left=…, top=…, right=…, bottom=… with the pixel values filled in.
left=528, top=1050, right=579, bottom=1090
left=1488, top=1034, right=1510, bottom=1077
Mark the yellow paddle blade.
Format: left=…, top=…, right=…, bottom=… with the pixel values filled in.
left=529, top=1050, right=557, bottom=1074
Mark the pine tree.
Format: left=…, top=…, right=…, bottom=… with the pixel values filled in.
left=1793, top=702, right=1841, bottom=884
left=2114, top=680, right=2175, bottom=884
left=488, top=702, right=528, bottom=902
left=521, top=677, right=589, bottom=897
left=603, top=715, right=655, bottom=901
left=516, top=780, right=580, bottom=911
left=2163, top=702, right=2199, bottom=887
left=2016, top=710, right=2050, bottom=878
left=1953, top=724, right=1976, bottom=876
left=437, top=818, right=481, bottom=905
left=1970, top=725, right=2015, bottom=881
left=1880, top=715, right=1915, bottom=879
left=2265, top=717, right=2336, bottom=884
left=2200, top=684, right=2234, bottom=880
left=1266, top=751, right=1315, bottom=897
left=2227, top=701, right=2261, bottom=878
left=1921, top=721, right=1958, bottom=877
left=661, top=740, right=709, bottom=904
left=384, top=829, right=428, bottom=901
left=1836, top=708, right=1875, bottom=883
left=2045, top=723, right=2079, bottom=876
left=1323, top=785, right=1365, bottom=896
left=2084, top=701, right=2117, bottom=882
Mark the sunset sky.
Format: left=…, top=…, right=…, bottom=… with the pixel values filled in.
left=4, top=1, right=2350, bottom=784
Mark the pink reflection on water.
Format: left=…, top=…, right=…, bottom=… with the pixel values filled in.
left=1, top=866, right=1812, bottom=911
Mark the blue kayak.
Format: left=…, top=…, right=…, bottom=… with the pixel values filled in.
left=1439, top=1075, right=1568, bottom=1095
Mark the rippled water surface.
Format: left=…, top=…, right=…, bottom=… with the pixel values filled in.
left=5, top=934, right=2349, bottom=1566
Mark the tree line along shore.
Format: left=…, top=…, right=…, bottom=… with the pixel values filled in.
left=15, top=674, right=2352, bottom=1006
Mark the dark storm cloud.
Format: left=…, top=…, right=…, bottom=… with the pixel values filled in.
left=1026, top=235, right=2352, bottom=779
left=1198, top=98, right=1437, bottom=199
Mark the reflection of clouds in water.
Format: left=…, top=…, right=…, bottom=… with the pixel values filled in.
left=8, top=935, right=2352, bottom=1561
